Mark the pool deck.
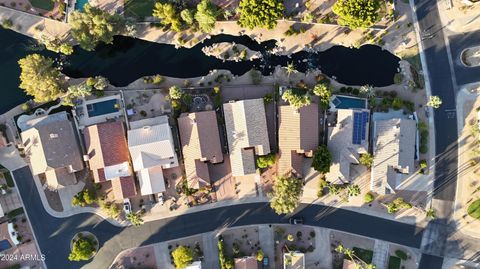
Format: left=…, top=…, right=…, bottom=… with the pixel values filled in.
left=76, top=94, right=124, bottom=128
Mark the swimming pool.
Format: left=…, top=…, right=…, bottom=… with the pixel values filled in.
left=0, top=239, right=12, bottom=251
left=332, top=95, right=367, bottom=109
left=86, top=99, right=119, bottom=117
left=75, top=0, right=89, bottom=11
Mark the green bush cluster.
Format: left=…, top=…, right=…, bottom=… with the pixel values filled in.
left=218, top=238, right=234, bottom=269
left=385, top=197, right=412, bottom=214
left=418, top=121, right=428, bottom=154
left=72, top=188, right=97, bottom=207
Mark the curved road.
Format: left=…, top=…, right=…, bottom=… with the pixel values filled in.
left=12, top=166, right=425, bottom=269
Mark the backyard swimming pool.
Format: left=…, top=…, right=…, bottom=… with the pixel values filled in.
left=332, top=95, right=367, bottom=109
left=0, top=239, right=12, bottom=252
left=86, top=99, right=119, bottom=117
left=75, top=0, right=89, bottom=11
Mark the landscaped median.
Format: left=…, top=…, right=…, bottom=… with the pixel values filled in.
left=468, top=199, right=480, bottom=219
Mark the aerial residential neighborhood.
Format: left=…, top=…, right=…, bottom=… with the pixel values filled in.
left=0, top=0, right=479, bottom=268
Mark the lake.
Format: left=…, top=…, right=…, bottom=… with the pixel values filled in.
left=0, top=28, right=400, bottom=113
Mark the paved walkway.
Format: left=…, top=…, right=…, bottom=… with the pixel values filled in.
left=202, top=232, right=220, bottom=269
left=372, top=239, right=390, bottom=269
left=0, top=6, right=70, bottom=41
left=259, top=225, right=275, bottom=269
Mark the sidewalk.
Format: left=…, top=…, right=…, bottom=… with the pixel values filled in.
left=453, top=87, right=480, bottom=239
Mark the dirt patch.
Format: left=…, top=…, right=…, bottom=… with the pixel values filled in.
left=111, top=245, right=157, bottom=269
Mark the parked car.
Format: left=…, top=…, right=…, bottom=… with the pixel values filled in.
left=262, top=256, right=269, bottom=269
left=157, top=192, right=164, bottom=205
left=123, top=199, right=132, bottom=215
left=289, top=216, right=304, bottom=225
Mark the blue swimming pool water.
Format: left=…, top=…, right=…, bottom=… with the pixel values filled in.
left=0, top=239, right=12, bottom=251
left=86, top=99, right=119, bottom=117
left=333, top=96, right=367, bottom=109
left=75, top=0, right=89, bottom=11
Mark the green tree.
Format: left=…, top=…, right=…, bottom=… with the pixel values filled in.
left=427, top=95, right=442, bottom=108
left=332, top=0, right=380, bottom=29
left=256, top=249, right=264, bottom=261
left=426, top=208, right=436, bottom=219
left=63, top=83, right=92, bottom=106
left=256, top=153, right=276, bottom=169
left=93, top=76, right=109, bottom=90
left=282, top=89, right=311, bottom=110
left=313, top=83, right=332, bottom=108
left=270, top=176, right=303, bottom=214
left=359, top=153, right=373, bottom=168
left=72, top=189, right=96, bottom=207
left=169, top=85, right=183, bottom=100
left=69, top=4, right=125, bottom=51
left=364, top=192, right=374, bottom=203
left=153, top=2, right=182, bottom=32
left=99, top=200, right=121, bottom=218
left=40, top=35, right=74, bottom=55
left=68, top=236, right=96, bottom=261
left=237, top=0, right=285, bottom=29
left=126, top=212, right=144, bottom=226
left=392, top=97, right=403, bottom=110
left=218, top=239, right=234, bottom=269
left=180, top=9, right=195, bottom=26
left=18, top=54, right=65, bottom=103
left=311, top=145, right=332, bottom=173
left=287, top=234, right=294, bottom=241
left=195, top=0, right=219, bottom=33
left=360, top=85, right=375, bottom=98
left=347, top=184, right=361, bottom=197
left=172, top=246, right=194, bottom=269
left=284, top=62, right=297, bottom=77
left=385, top=197, right=412, bottom=214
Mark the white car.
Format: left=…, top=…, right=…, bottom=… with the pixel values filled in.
left=123, top=199, right=132, bottom=215
left=157, top=193, right=164, bottom=205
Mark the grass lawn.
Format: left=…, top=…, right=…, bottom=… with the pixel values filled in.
left=468, top=199, right=480, bottom=219
left=29, top=0, right=55, bottom=11
left=3, top=171, right=14, bottom=187
left=397, top=46, right=422, bottom=71
left=353, top=247, right=373, bottom=264
left=388, top=256, right=402, bottom=269
left=124, top=0, right=156, bottom=20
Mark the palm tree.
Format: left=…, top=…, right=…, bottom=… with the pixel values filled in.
left=126, top=212, right=144, bottom=226
left=426, top=95, right=442, bottom=108
left=359, top=85, right=375, bottom=98
left=347, top=184, right=361, bottom=197
left=426, top=208, right=436, bottom=219
left=284, top=62, right=297, bottom=77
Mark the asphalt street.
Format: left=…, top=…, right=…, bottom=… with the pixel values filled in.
left=12, top=166, right=425, bottom=269
left=413, top=0, right=469, bottom=267
left=448, top=30, right=480, bottom=86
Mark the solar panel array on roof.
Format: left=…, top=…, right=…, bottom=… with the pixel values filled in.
left=362, top=111, right=369, bottom=140
left=352, top=111, right=369, bottom=145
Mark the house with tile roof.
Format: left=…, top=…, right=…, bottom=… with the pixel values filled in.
left=234, top=256, right=258, bottom=269
left=128, top=116, right=178, bottom=196
left=21, top=112, right=84, bottom=188
left=371, top=117, right=416, bottom=194
left=178, top=111, right=223, bottom=189
left=278, top=104, right=319, bottom=178
left=84, top=121, right=136, bottom=200
left=283, top=252, right=305, bottom=269
left=223, top=99, right=271, bottom=176
left=326, top=109, right=370, bottom=183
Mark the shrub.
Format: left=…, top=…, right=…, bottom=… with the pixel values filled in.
left=395, top=249, right=408, bottom=260
left=419, top=159, right=427, bottom=169
left=256, top=153, right=276, bottom=169
left=364, top=192, right=374, bottom=203
left=250, top=69, right=262, bottom=85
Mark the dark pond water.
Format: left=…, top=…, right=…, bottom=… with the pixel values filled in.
left=0, top=28, right=400, bottom=113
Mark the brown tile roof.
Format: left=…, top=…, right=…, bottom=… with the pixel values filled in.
left=178, top=111, right=223, bottom=188
left=278, top=104, right=319, bottom=177
left=112, top=175, right=137, bottom=199
left=84, top=121, right=136, bottom=199
left=234, top=256, right=258, bottom=269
